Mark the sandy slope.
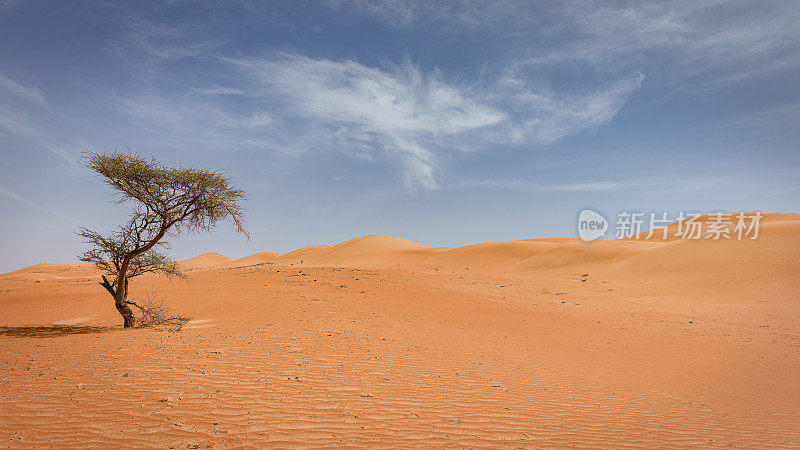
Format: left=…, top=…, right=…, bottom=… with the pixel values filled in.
left=227, top=251, right=281, bottom=268
left=0, top=213, right=798, bottom=447
left=179, top=252, right=234, bottom=270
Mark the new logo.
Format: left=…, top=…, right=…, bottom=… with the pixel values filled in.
left=577, top=208, right=608, bottom=241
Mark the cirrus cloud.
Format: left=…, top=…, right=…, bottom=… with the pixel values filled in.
left=199, top=53, right=643, bottom=188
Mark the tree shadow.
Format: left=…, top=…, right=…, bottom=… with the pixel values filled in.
left=0, top=325, right=116, bottom=338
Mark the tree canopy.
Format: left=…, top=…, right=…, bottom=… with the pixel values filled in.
left=78, top=150, right=247, bottom=327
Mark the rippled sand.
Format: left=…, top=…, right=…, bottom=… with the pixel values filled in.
left=1, top=214, right=798, bottom=447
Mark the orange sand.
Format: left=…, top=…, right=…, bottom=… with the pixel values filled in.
left=1, top=213, right=798, bottom=447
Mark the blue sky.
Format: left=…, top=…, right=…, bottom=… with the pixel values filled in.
left=1, top=0, right=798, bottom=272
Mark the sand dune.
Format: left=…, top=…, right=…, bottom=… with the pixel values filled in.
left=11, top=212, right=794, bottom=280
left=277, top=235, right=441, bottom=269
left=179, top=252, right=233, bottom=270
left=227, top=251, right=282, bottom=268
left=421, top=239, right=561, bottom=272
left=2, top=262, right=96, bottom=282
left=252, top=213, right=799, bottom=282
left=1, top=213, right=798, bottom=447
left=275, top=244, right=330, bottom=263
left=631, top=212, right=799, bottom=242
left=619, top=216, right=800, bottom=283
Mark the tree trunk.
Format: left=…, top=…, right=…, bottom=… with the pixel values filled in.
left=114, top=276, right=136, bottom=328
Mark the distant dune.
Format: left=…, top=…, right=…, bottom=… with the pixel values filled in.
left=5, top=213, right=798, bottom=284
left=178, top=252, right=233, bottom=270
left=619, top=213, right=800, bottom=283
left=211, top=213, right=798, bottom=284
left=276, top=244, right=330, bottom=263
left=228, top=251, right=282, bottom=267
left=277, top=235, right=437, bottom=268
left=2, top=262, right=96, bottom=282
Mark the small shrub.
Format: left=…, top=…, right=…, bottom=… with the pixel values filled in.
left=126, top=289, right=190, bottom=330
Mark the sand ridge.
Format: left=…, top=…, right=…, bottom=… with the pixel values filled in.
left=179, top=252, right=234, bottom=270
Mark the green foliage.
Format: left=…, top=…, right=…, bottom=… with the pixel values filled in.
left=81, top=150, right=247, bottom=236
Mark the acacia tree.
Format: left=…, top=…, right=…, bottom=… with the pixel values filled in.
left=78, top=151, right=247, bottom=327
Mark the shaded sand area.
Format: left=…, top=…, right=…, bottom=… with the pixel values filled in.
left=1, top=213, right=798, bottom=447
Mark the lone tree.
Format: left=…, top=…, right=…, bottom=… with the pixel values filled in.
left=77, top=151, right=247, bottom=327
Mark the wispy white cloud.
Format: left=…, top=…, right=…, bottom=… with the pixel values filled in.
left=487, top=70, right=644, bottom=146
left=0, top=0, right=24, bottom=12
left=326, top=0, right=504, bottom=29
left=193, top=85, right=245, bottom=96
left=114, top=92, right=300, bottom=154
left=464, top=176, right=720, bottom=193
left=463, top=179, right=640, bottom=192
left=0, top=74, right=45, bottom=105
left=0, top=74, right=80, bottom=167
left=718, top=100, right=800, bottom=131
left=112, top=52, right=642, bottom=188
left=99, top=10, right=222, bottom=77
left=0, top=105, right=38, bottom=136
left=0, top=105, right=80, bottom=168
left=0, top=183, right=74, bottom=220
left=535, top=1, right=800, bottom=87
left=216, top=53, right=640, bottom=188
left=225, top=53, right=507, bottom=188
left=333, top=0, right=800, bottom=89
left=108, top=2, right=800, bottom=190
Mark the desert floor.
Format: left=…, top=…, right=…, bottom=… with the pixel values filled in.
left=1, top=213, right=798, bottom=448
